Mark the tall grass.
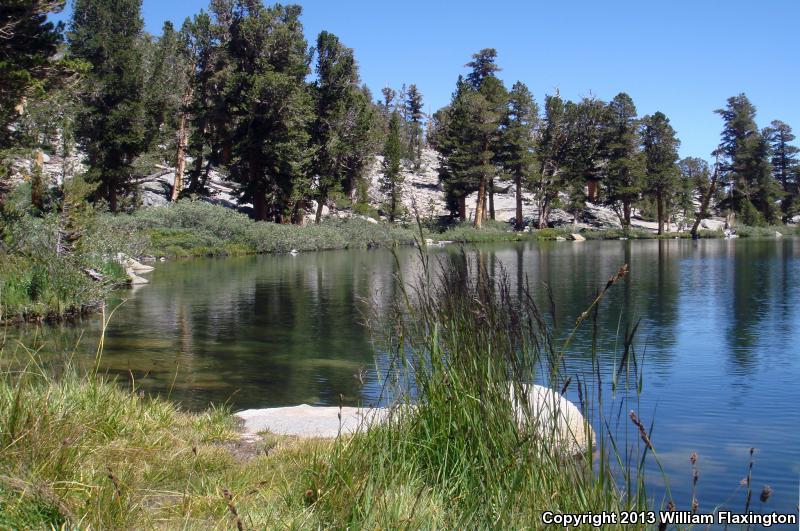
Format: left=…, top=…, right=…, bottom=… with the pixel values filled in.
left=302, top=236, right=659, bottom=528
left=0, top=337, right=334, bottom=529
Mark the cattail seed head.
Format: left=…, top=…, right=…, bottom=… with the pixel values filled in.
left=629, top=411, right=653, bottom=450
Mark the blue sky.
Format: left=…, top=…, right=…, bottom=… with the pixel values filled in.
left=53, top=0, right=799, bottom=159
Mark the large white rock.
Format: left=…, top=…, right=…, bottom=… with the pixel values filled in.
left=235, top=383, right=593, bottom=455
left=700, top=218, right=726, bottom=231
left=570, top=233, right=586, bottom=242
left=236, top=404, right=390, bottom=439
left=508, top=383, right=594, bottom=457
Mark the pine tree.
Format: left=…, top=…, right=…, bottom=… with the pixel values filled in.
left=562, top=97, right=605, bottom=222
left=714, top=94, right=780, bottom=225
left=428, top=90, right=466, bottom=220
left=339, top=85, right=380, bottom=217
left=311, top=30, right=368, bottom=222
left=143, top=22, right=186, bottom=151
left=380, top=111, right=404, bottom=221
left=380, top=87, right=396, bottom=114
left=0, top=0, right=65, bottom=151
left=433, top=50, right=507, bottom=228
left=226, top=2, right=312, bottom=222
left=181, top=10, right=217, bottom=194
left=463, top=50, right=506, bottom=222
left=533, top=93, right=570, bottom=228
left=404, top=84, right=424, bottom=167
left=602, top=93, right=643, bottom=228
left=642, top=111, right=680, bottom=234
left=674, top=158, right=696, bottom=230
left=765, top=120, right=799, bottom=220
left=680, top=157, right=722, bottom=237
left=430, top=78, right=479, bottom=222
left=465, top=48, right=500, bottom=89
left=69, top=0, right=146, bottom=212
left=499, top=81, right=537, bottom=230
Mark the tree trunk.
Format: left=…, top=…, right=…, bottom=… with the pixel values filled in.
left=458, top=196, right=466, bottom=221
left=108, top=180, right=118, bottom=213
left=623, top=201, right=631, bottom=228
left=292, top=200, right=306, bottom=225
left=514, top=174, right=523, bottom=231
left=253, top=190, right=267, bottom=221
left=188, top=155, right=201, bottom=192
left=691, top=169, right=719, bottom=239
left=537, top=201, right=550, bottom=229
left=474, top=177, right=486, bottom=228
left=657, top=191, right=664, bottom=235
left=489, top=179, right=495, bottom=221
left=171, top=108, right=189, bottom=202
left=587, top=179, right=598, bottom=203
left=315, top=195, right=326, bottom=224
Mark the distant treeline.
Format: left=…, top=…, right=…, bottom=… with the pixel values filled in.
left=1, top=1, right=798, bottom=230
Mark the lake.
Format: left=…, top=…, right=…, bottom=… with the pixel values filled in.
left=5, top=238, right=799, bottom=523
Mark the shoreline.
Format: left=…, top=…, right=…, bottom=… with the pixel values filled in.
left=2, top=210, right=796, bottom=326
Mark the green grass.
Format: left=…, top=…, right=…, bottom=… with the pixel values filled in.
left=735, top=224, right=800, bottom=238
left=0, top=341, right=332, bottom=529
left=0, top=208, right=131, bottom=323
left=0, top=254, right=121, bottom=323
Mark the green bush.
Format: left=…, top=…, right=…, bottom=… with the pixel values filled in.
left=109, top=200, right=417, bottom=257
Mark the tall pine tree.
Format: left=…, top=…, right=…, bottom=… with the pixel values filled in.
left=311, top=30, right=368, bottom=222
left=765, top=120, right=799, bottom=221
left=404, top=84, right=424, bottom=167
left=69, top=0, right=146, bottom=212
left=380, top=111, right=404, bottom=221
left=715, top=94, right=780, bottom=225
left=499, top=81, right=537, bottom=230
left=226, top=2, right=312, bottom=222
left=642, top=111, right=680, bottom=234
left=602, top=93, right=642, bottom=228
left=562, top=97, right=605, bottom=222
left=533, top=93, right=570, bottom=228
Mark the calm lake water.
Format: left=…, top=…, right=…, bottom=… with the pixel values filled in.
left=5, top=238, right=799, bottom=523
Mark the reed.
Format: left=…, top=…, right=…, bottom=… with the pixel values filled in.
left=302, top=232, right=664, bottom=528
